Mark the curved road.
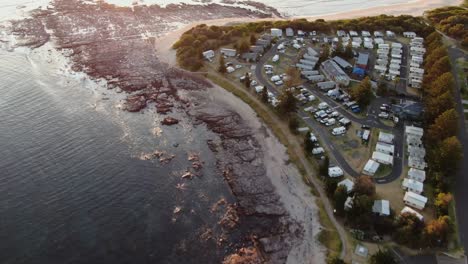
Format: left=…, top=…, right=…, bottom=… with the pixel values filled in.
left=255, top=40, right=404, bottom=183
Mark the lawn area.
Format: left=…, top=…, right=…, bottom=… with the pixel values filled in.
left=373, top=164, right=392, bottom=178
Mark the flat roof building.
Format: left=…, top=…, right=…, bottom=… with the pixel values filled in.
left=403, top=178, right=424, bottom=194
left=320, top=59, right=350, bottom=86
left=372, top=200, right=390, bottom=216
left=372, top=151, right=393, bottom=165
left=333, top=56, right=353, bottom=70
left=404, top=191, right=427, bottom=210
left=220, top=48, right=237, bottom=57
left=378, top=131, right=394, bottom=144
left=403, top=31, right=417, bottom=38
left=363, top=159, right=380, bottom=176
left=376, top=142, right=395, bottom=155
left=286, top=27, right=294, bottom=37
left=408, top=168, right=426, bottom=183
left=202, top=50, right=215, bottom=60
left=270, top=28, right=283, bottom=37
left=338, top=178, right=354, bottom=193
left=401, top=206, right=424, bottom=221
left=355, top=52, right=370, bottom=69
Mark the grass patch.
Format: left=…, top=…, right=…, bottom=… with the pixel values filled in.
left=373, top=164, right=392, bottom=178
left=316, top=199, right=342, bottom=258
left=448, top=200, right=463, bottom=252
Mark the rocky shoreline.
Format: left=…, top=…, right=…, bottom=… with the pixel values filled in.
left=0, top=1, right=323, bottom=263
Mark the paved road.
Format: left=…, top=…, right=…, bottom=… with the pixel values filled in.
left=255, top=41, right=404, bottom=183
left=448, top=46, right=468, bottom=255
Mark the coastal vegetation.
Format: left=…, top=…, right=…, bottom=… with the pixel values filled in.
left=426, top=6, right=468, bottom=48
left=173, top=15, right=434, bottom=72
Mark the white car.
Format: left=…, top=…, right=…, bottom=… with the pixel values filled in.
left=235, top=65, right=242, bottom=69
left=312, top=147, right=324, bottom=155
left=378, top=112, right=389, bottom=119
left=275, top=80, right=284, bottom=86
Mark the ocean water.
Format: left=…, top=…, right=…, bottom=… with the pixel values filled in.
left=0, top=0, right=416, bottom=20
left=103, top=0, right=415, bottom=16
left=0, top=49, right=235, bottom=263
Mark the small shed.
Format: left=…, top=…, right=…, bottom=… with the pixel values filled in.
left=372, top=200, right=390, bottom=216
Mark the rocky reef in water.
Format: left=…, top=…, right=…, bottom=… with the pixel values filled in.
left=0, top=1, right=308, bottom=262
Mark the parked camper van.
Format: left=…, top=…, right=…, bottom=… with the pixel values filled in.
left=332, top=126, right=346, bottom=136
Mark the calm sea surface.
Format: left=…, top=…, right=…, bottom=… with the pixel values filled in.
left=0, top=50, right=235, bottom=263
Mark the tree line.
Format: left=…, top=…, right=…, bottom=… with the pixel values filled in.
left=426, top=6, right=468, bottom=48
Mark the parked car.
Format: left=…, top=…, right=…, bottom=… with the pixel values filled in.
left=326, top=118, right=336, bottom=126
left=361, top=125, right=371, bottom=130
left=378, top=112, right=389, bottom=119
left=351, top=105, right=361, bottom=113
left=312, top=147, right=324, bottom=155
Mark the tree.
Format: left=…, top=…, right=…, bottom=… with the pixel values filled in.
left=304, top=132, right=314, bottom=154
left=424, top=215, right=451, bottom=247
left=321, top=156, right=330, bottom=178
left=345, top=194, right=373, bottom=229
left=436, top=136, right=463, bottom=176
left=250, top=34, right=257, bottom=45
left=332, top=40, right=343, bottom=57
left=392, top=76, right=400, bottom=90
left=237, top=39, right=250, bottom=54
left=218, top=56, right=227, bottom=74
left=344, top=42, right=353, bottom=59
left=435, top=192, right=453, bottom=216
left=427, top=108, right=459, bottom=142
left=328, top=256, right=346, bottom=264
left=244, top=73, right=251, bottom=88
left=354, top=175, right=375, bottom=196
left=369, top=249, right=397, bottom=264
left=425, top=72, right=454, bottom=98
left=393, top=212, right=424, bottom=247
left=334, top=185, right=348, bottom=216
left=261, top=86, right=269, bottom=103
left=285, top=67, right=302, bottom=88
left=424, top=91, right=455, bottom=123
left=278, top=89, right=297, bottom=114
left=350, top=77, right=373, bottom=108
left=288, top=116, right=299, bottom=132
left=425, top=56, right=451, bottom=83
left=320, top=44, right=330, bottom=63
